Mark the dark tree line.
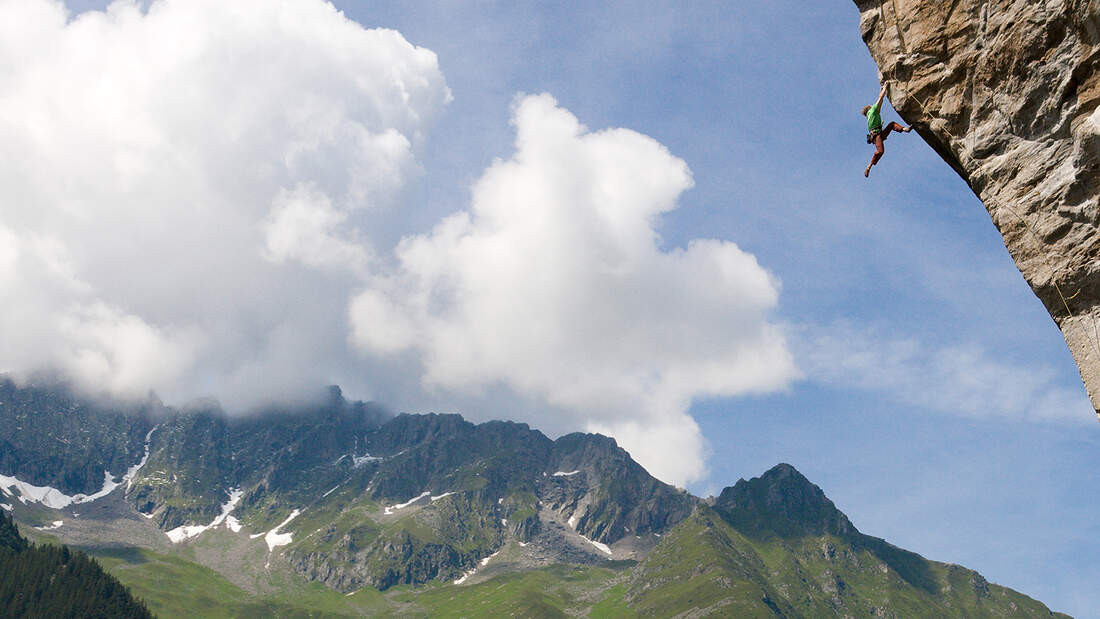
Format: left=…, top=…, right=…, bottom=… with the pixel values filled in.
left=0, top=512, right=152, bottom=618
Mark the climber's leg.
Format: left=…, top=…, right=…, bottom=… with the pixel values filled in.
left=884, top=121, right=909, bottom=135
left=871, top=133, right=886, bottom=165
left=865, top=133, right=885, bottom=177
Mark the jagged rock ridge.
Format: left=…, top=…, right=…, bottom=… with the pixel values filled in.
left=0, top=380, right=1067, bottom=615
left=854, top=0, right=1100, bottom=415
left=0, top=378, right=694, bottom=592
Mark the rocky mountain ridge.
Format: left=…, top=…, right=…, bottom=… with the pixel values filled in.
left=853, top=0, right=1100, bottom=416
left=0, top=377, right=693, bottom=593
left=0, top=378, right=1068, bottom=616
left=624, top=466, right=1065, bottom=617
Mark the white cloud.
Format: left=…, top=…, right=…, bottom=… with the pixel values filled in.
left=0, top=0, right=449, bottom=404
left=802, top=322, right=1092, bottom=422
left=262, top=184, right=370, bottom=273
left=350, top=94, right=795, bottom=485
left=0, top=2, right=795, bottom=486
left=58, top=302, right=201, bottom=397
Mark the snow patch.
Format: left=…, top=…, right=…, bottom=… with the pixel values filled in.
left=74, top=471, right=120, bottom=503
left=384, top=491, right=430, bottom=515
left=0, top=426, right=159, bottom=510
left=352, top=453, right=383, bottom=467
left=322, top=485, right=340, bottom=498
left=501, top=518, right=507, bottom=526
left=165, top=523, right=208, bottom=543
left=0, top=504, right=11, bottom=512
left=455, top=548, right=502, bottom=584
left=0, top=474, right=77, bottom=509
left=552, top=470, right=580, bottom=477
left=497, top=497, right=503, bottom=504
left=36, top=520, right=63, bottom=530
left=264, top=509, right=301, bottom=552
left=124, top=425, right=158, bottom=490
left=431, top=492, right=454, bottom=502
left=517, top=541, right=528, bottom=547
left=582, top=535, right=612, bottom=556
left=225, top=515, right=242, bottom=533
left=567, top=515, right=577, bottom=529
left=165, top=488, right=244, bottom=543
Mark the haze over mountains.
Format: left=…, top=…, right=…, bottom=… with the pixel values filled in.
left=0, top=377, right=1067, bottom=617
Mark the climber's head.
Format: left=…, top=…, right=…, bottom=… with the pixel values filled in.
left=861, top=105, right=872, bottom=117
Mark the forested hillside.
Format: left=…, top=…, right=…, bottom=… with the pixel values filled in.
left=0, top=512, right=152, bottom=618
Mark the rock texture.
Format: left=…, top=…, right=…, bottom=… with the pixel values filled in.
left=0, top=379, right=696, bottom=592
left=854, top=0, right=1100, bottom=415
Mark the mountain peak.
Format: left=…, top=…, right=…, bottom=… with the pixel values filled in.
left=715, top=463, right=856, bottom=540
left=759, top=462, right=800, bottom=480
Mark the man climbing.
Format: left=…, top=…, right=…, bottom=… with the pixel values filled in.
left=863, top=83, right=911, bottom=177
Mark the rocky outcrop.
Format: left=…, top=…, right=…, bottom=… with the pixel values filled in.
left=854, top=0, right=1100, bottom=415
left=548, top=433, right=696, bottom=542
left=0, top=376, right=154, bottom=495
left=715, top=463, right=856, bottom=540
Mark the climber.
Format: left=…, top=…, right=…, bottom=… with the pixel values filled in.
left=863, top=83, right=912, bottom=177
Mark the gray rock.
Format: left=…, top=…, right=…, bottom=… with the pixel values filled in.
left=854, top=0, right=1100, bottom=416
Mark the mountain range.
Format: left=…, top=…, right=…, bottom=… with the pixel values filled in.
left=0, top=377, right=1068, bottom=617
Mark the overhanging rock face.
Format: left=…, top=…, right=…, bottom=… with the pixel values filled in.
left=854, top=0, right=1100, bottom=415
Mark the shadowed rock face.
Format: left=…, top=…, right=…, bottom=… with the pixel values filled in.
left=714, top=463, right=856, bottom=540
left=854, top=0, right=1100, bottom=415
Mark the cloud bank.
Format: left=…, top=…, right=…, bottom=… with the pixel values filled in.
left=0, top=1, right=795, bottom=485
left=0, top=0, right=449, bottom=403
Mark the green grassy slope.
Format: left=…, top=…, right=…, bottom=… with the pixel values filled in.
left=627, top=505, right=1066, bottom=618
left=91, top=544, right=635, bottom=618
left=625, top=508, right=798, bottom=618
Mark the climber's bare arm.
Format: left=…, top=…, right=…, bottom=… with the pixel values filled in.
left=875, top=84, right=888, bottom=108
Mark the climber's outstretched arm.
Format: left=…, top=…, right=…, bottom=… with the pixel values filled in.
left=875, top=84, right=888, bottom=108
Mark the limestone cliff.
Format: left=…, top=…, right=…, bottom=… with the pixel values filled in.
left=854, top=0, right=1100, bottom=415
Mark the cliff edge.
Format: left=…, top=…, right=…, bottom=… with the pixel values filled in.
left=854, top=0, right=1100, bottom=416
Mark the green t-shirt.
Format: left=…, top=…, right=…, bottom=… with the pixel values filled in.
left=867, top=103, right=882, bottom=132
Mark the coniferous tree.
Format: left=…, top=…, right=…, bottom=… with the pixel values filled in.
left=0, top=512, right=153, bottom=618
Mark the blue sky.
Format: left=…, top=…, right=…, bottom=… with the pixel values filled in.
left=13, top=1, right=1100, bottom=616
left=332, top=2, right=1100, bottom=615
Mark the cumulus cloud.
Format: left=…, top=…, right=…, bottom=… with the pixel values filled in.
left=802, top=322, right=1092, bottom=422
left=0, top=0, right=449, bottom=403
left=262, top=184, right=371, bottom=273
left=349, top=94, right=796, bottom=485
